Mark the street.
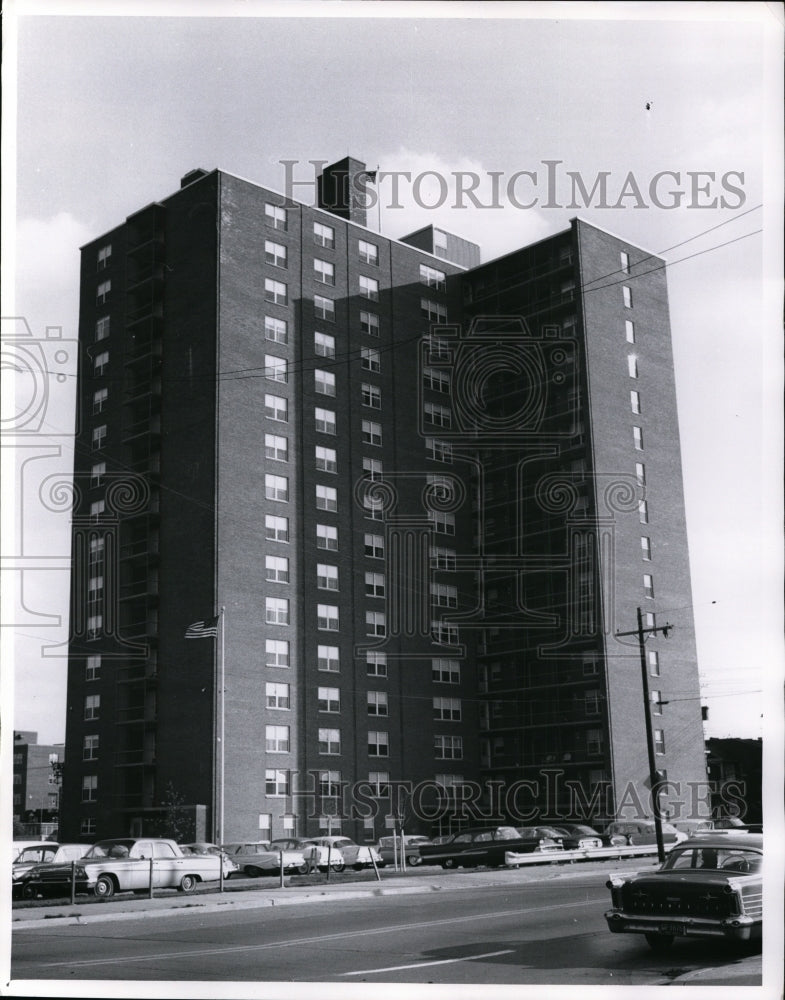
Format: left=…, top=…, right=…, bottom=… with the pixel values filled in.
left=11, top=871, right=762, bottom=987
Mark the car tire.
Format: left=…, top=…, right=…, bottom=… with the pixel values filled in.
left=644, top=933, right=675, bottom=952
left=178, top=874, right=197, bottom=893
left=441, top=858, right=457, bottom=869
left=21, top=883, right=37, bottom=900
left=330, top=859, right=345, bottom=873
left=94, top=875, right=115, bottom=898
left=297, top=861, right=310, bottom=875
left=406, top=855, right=422, bottom=867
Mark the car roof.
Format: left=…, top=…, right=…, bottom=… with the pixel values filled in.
left=677, top=833, right=762, bottom=850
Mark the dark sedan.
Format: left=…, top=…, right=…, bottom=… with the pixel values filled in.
left=419, top=826, right=538, bottom=869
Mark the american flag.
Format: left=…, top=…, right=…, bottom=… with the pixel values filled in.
left=184, top=615, right=220, bottom=639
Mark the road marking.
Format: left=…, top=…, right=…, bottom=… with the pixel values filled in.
left=341, top=949, right=514, bottom=976
left=36, top=897, right=604, bottom=970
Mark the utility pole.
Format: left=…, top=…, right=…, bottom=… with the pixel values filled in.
left=615, top=608, right=672, bottom=864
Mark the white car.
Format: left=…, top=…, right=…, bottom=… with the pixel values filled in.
left=221, top=841, right=308, bottom=877
left=268, top=838, right=346, bottom=872
left=310, top=836, right=383, bottom=870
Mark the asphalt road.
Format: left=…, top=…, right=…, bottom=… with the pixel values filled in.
left=11, top=873, right=762, bottom=987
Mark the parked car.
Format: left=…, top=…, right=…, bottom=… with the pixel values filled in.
left=601, top=819, right=686, bottom=847
left=221, top=841, right=308, bottom=877
left=377, top=835, right=434, bottom=867
left=17, top=837, right=226, bottom=899
left=181, top=843, right=239, bottom=877
left=268, top=838, right=345, bottom=872
left=549, top=824, right=604, bottom=850
left=309, top=836, right=383, bottom=870
left=515, top=826, right=565, bottom=850
left=12, top=843, right=86, bottom=898
left=419, top=825, right=535, bottom=869
left=605, top=834, right=763, bottom=951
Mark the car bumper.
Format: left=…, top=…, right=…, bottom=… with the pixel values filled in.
left=604, top=909, right=758, bottom=942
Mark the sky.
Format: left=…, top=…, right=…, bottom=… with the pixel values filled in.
left=3, top=2, right=782, bottom=762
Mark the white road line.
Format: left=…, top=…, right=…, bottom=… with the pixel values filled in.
left=37, top=897, right=603, bottom=970
left=341, top=949, right=515, bottom=976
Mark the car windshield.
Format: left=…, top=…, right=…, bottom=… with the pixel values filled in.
left=83, top=840, right=135, bottom=859
left=535, top=828, right=563, bottom=838
left=663, top=845, right=762, bottom=873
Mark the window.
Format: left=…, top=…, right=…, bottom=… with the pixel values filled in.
left=585, top=690, right=601, bottom=715
left=318, top=687, right=340, bottom=712
left=265, top=393, right=288, bottom=422
left=316, top=484, right=338, bottom=511
left=92, top=425, right=107, bottom=450
left=265, top=354, right=288, bottom=383
left=265, top=514, right=289, bottom=542
left=587, top=729, right=604, bottom=755
left=627, top=355, right=638, bottom=379
left=363, top=457, right=383, bottom=480
left=368, top=731, right=389, bottom=757
left=654, top=728, right=665, bottom=754
left=648, top=649, right=660, bottom=676
left=359, top=240, right=379, bottom=265
left=429, top=510, right=456, bottom=535
left=89, top=537, right=105, bottom=567
left=317, top=604, right=339, bottom=631
left=265, top=725, right=290, bottom=753
left=365, top=572, right=385, bottom=597
left=368, top=771, right=390, bottom=796
left=90, top=462, right=105, bottom=488
left=419, top=263, right=446, bottom=290
left=633, top=425, right=644, bottom=450
left=316, top=523, right=338, bottom=551
left=265, top=769, right=290, bottom=796
left=317, top=563, right=339, bottom=591
left=87, top=614, right=102, bottom=639
left=96, top=280, right=111, bottom=305
left=425, top=438, right=453, bottom=463
left=265, top=555, right=289, bottom=584
left=265, top=474, right=289, bottom=502
left=359, top=275, right=379, bottom=301
left=265, top=597, right=289, bottom=625
left=361, top=347, right=380, bottom=371
left=431, top=583, right=458, bottom=607
left=434, top=696, right=461, bottom=721
left=421, top=298, right=447, bottom=323
left=643, top=573, right=654, bottom=599
left=83, top=694, right=100, bottom=720
left=434, top=735, right=463, bottom=760
left=80, top=818, right=96, bottom=837
left=318, top=728, right=341, bottom=754
left=315, top=445, right=337, bottom=474
left=367, top=651, right=387, bottom=677
left=266, top=639, right=289, bottom=668
left=264, top=278, right=288, bottom=305
left=318, top=645, right=340, bottom=672
left=265, top=239, right=287, bottom=268
left=623, top=285, right=632, bottom=308
left=639, top=500, right=649, bottom=524
left=315, top=407, right=336, bottom=435
left=315, top=369, right=336, bottom=396
left=85, top=654, right=101, bottom=681
left=265, top=433, right=288, bottom=462
left=82, top=775, right=98, bottom=802
left=265, top=203, right=287, bottom=230
left=319, top=770, right=342, bottom=797
left=361, top=383, right=381, bottom=409
left=364, top=533, right=384, bottom=558
left=432, top=658, right=460, bottom=684
left=366, top=611, right=386, bottom=637
left=620, top=251, right=630, bottom=274
left=314, top=258, right=335, bottom=285
left=432, top=621, right=459, bottom=645
left=360, top=311, right=379, bottom=336
left=651, top=690, right=663, bottom=716
left=635, top=462, right=646, bottom=486
left=314, top=294, right=335, bottom=321
left=431, top=546, right=456, bottom=570
left=630, top=390, right=641, bottom=414
left=265, top=316, right=288, bottom=344
left=94, top=351, right=109, bottom=375
left=97, top=243, right=112, bottom=269
left=362, top=420, right=382, bottom=446
left=367, top=691, right=388, bottom=716
left=95, top=316, right=110, bottom=341
left=641, top=536, right=652, bottom=561
left=266, top=682, right=290, bottom=709
left=625, top=319, right=635, bottom=343
left=314, top=332, right=335, bottom=358
left=314, top=221, right=335, bottom=248
left=258, top=814, right=272, bottom=836
left=423, top=367, right=450, bottom=393
left=83, top=735, right=99, bottom=761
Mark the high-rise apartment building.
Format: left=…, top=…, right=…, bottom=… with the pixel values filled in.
left=60, top=157, right=707, bottom=844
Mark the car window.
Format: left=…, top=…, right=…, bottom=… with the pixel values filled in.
left=494, top=828, right=520, bottom=840
left=134, top=842, right=153, bottom=859
left=454, top=833, right=473, bottom=844
left=474, top=832, right=493, bottom=842
left=153, top=842, right=178, bottom=859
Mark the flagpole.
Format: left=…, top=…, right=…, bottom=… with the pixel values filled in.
left=219, top=604, right=226, bottom=847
